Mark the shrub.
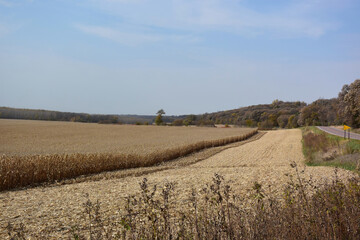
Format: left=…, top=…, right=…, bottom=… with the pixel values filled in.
left=303, top=132, right=328, bottom=152
left=8, top=170, right=360, bottom=239
left=258, top=120, right=274, bottom=130
left=302, top=127, right=360, bottom=171
left=245, top=119, right=254, bottom=127
left=302, top=132, right=328, bottom=163
left=345, top=140, right=360, bottom=154
left=171, top=119, right=183, bottom=126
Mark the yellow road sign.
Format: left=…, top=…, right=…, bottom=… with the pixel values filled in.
left=344, top=125, right=351, bottom=130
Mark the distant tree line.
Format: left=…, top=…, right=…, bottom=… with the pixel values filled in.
left=172, top=101, right=305, bottom=129
left=0, top=107, right=122, bottom=123
left=0, top=107, right=180, bottom=125
left=1, top=79, right=359, bottom=128
left=171, top=114, right=216, bottom=127
left=172, top=79, right=360, bottom=129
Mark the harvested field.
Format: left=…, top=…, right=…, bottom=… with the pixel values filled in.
left=0, top=119, right=256, bottom=190
left=0, top=129, right=354, bottom=238
left=0, top=119, right=255, bottom=156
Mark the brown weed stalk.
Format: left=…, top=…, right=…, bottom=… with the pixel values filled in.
left=73, top=169, right=360, bottom=240
left=8, top=168, right=358, bottom=239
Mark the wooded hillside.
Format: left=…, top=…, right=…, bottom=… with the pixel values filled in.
left=1, top=79, right=359, bottom=128
left=177, top=79, right=360, bottom=129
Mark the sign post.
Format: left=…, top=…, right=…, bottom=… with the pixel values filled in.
left=344, top=125, right=351, bottom=139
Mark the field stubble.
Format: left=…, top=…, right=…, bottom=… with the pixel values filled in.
left=0, top=129, right=355, bottom=239
left=0, top=119, right=257, bottom=191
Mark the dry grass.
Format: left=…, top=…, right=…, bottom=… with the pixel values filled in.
left=302, top=127, right=360, bottom=171
left=0, top=119, right=256, bottom=191
left=78, top=171, right=359, bottom=240
left=6, top=170, right=360, bottom=240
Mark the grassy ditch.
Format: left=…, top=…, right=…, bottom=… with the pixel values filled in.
left=0, top=130, right=257, bottom=191
left=302, top=126, right=360, bottom=172
left=6, top=169, right=360, bottom=239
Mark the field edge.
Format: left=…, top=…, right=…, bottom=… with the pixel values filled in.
left=1, top=129, right=258, bottom=192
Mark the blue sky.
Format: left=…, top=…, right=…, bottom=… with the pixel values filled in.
left=0, top=0, right=359, bottom=115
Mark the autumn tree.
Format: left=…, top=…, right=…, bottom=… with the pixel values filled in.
left=155, top=109, right=165, bottom=125
left=277, top=115, right=289, bottom=128
left=245, top=119, right=254, bottom=127
left=183, top=114, right=196, bottom=126
left=338, top=79, right=360, bottom=127
left=287, top=115, right=298, bottom=128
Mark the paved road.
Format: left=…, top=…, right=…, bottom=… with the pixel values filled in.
left=317, top=126, right=360, bottom=140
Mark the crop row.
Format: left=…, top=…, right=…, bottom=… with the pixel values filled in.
left=0, top=130, right=257, bottom=191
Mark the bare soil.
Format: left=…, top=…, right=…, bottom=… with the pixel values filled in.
left=0, top=129, right=353, bottom=239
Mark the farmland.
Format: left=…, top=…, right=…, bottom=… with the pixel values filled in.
left=1, top=128, right=356, bottom=239
left=0, top=119, right=255, bottom=156
left=0, top=120, right=357, bottom=239
left=0, top=119, right=257, bottom=190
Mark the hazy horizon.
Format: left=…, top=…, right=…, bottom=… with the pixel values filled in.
left=1, top=0, right=360, bottom=115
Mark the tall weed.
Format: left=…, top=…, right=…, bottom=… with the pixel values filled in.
left=7, top=168, right=359, bottom=239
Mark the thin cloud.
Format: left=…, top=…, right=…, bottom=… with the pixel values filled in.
left=75, top=24, right=200, bottom=45
left=89, top=0, right=342, bottom=38
left=0, top=0, right=33, bottom=7
left=0, top=23, right=21, bottom=37
left=0, top=24, right=9, bottom=36
left=0, top=0, right=12, bottom=6
left=170, top=0, right=337, bottom=38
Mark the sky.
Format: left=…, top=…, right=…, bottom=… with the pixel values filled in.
left=0, top=0, right=360, bottom=115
